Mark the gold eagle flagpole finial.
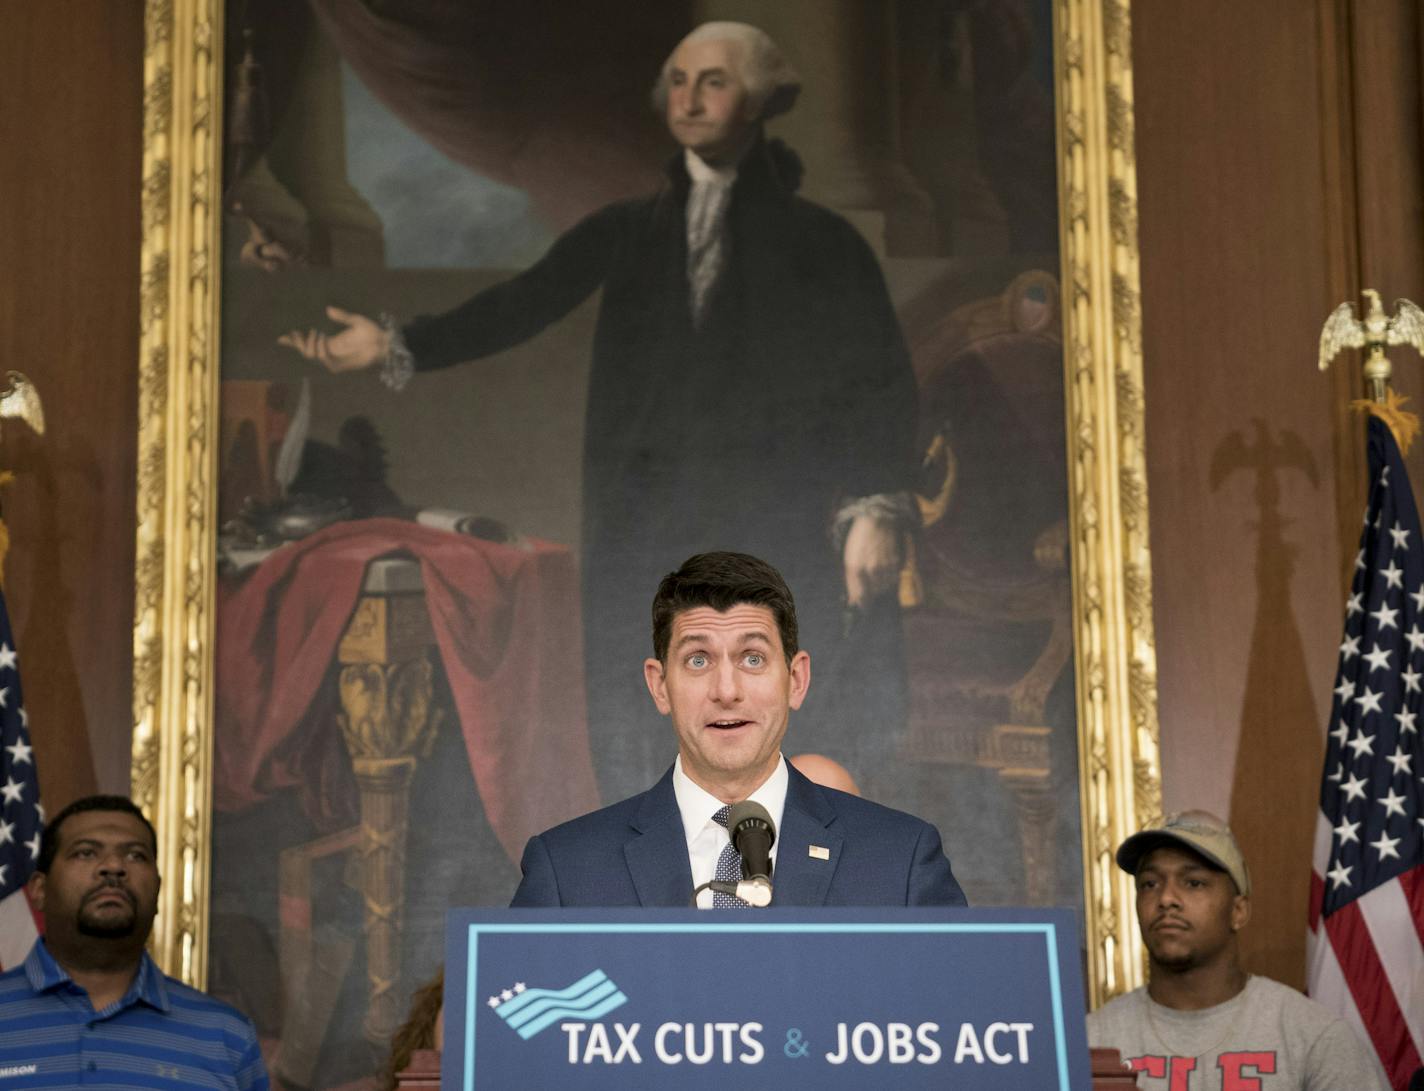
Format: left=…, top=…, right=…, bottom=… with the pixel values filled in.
left=1320, top=289, right=1424, bottom=453
left=0, top=371, right=45, bottom=438
left=0, top=372, right=45, bottom=586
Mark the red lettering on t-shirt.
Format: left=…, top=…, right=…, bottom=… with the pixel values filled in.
left=1129, top=1056, right=1167, bottom=1078
left=1127, top=1055, right=1196, bottom=1089
left=1219, top=1051, right=1276, bottom=1090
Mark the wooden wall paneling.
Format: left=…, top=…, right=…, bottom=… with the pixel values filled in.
left=0, top=2, right=145, bottom=807
left=1133, top=0, right=1353, bottom=989
left=1349, top=0, right=1424, bottom=496
left=1318, top=0, right=1365, bottom=565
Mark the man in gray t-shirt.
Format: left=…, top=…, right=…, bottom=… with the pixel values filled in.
left=1086, top=811, right=1386, bottom=1090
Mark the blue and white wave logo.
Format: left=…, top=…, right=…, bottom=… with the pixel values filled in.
left=489, top=970, right=629, bottom=1041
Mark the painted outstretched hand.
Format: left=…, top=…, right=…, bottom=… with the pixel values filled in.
left=277, top=306, right=388, bottom=373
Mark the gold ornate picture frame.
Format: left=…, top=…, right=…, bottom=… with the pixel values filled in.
left=135, top=0, right=1158, bottom=1011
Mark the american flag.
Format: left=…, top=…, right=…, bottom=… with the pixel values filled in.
left=0, top=582, right=39, bottom=970
left=1310, top=415, right=1424, bottom=1089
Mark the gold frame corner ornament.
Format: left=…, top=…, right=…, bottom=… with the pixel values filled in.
left=134, top=0, right=1161, bottom=1004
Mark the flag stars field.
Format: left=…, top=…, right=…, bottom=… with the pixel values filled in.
left=1315, top=418, right=1424, bottom=1085
left=0, top=593, right=38, bottom=973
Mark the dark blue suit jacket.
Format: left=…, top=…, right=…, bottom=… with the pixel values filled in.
left=510, top=763, right=967, bottom=907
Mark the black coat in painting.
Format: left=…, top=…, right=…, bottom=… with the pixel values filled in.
left=403, top=139, right=918, bottom=801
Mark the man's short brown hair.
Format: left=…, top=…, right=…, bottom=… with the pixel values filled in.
left=651, top=552, right=799, bottom=663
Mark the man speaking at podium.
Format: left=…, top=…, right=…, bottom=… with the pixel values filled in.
left=511, top=551, right=966, bottom=909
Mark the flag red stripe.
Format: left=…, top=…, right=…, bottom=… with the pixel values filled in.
left=1394, top=864, right=1424, bottom=953
left=1324, top=897, right=1423, bottom=1087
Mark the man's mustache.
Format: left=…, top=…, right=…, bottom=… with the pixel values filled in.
left=82, top=879, right=136, bottom=908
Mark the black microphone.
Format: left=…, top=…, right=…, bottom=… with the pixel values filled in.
left=687, top=802, right=778, bottom=908
left=727, top=800, right=775, bottom=900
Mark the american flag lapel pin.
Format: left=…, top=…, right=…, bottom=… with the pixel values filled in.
left=808, top=845, right=830, bottom=861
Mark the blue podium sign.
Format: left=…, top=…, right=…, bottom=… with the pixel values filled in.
left=444, top=908, right=1090, bottom=1089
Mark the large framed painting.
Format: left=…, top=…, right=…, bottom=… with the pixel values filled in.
left=135, top=0, right=1159, bottom=1085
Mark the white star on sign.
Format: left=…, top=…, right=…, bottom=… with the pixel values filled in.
left=1405, top=666, right=1423, bottom=694
left=1414, top=584, right=1424, bottom=613
left=1387, top=746, right=1414, bottom=777
left=1356, top=549, right=1368, bottom=571
left=1348, top=592, right=1365, bottom=617
left=1384, top=561, right=1406, bottom=590
left=1408, top=626, right=1424, bottom=654
left=1355, top=687, right=1385, bottom=715
left=1335, top=816, right=1361, bottom=844
left=24, top=832, right=39, bottom=860
left=1341, top=634, right=1362, bottom=660
left=487, top=996, right=500, bottom=1008
left=0, top=819, right=12, bottom=844
left=1372, top=603, right=1401, bottom=632
left=1373, top=831, right=1403, bottom=861
left=1335, top=678, right=1357, bottom=702
left=1399, top=708, right=1419, bottom=735
left=1342, top=773, right=1369, bottom=802
left=501, top=989, right=514, bottom=1001
left=514, top=983, right=527, bottom=993
left=1331, top=720, right=1351, bottom=747
left=1365, top=644, right=1393, bottom=673
left=1348, top=730, right=1377, bottom=759
left=0, top=644, right=17, bottom=671
left=3, top=738, right=30, bottom=765
left=1392, top=522, right=1412, bottom=551
left=1328, top=860, right=1354, bottom=889
left=1327, top=761, right=1345, bottom=783
left=1380, top=787, right=1409, bottom=819
left=0, top=863, right=6, bottom=885
left=0, top=777, right=22, bottom=805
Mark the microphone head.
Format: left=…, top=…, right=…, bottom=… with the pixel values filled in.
left=727, top=800, right=776, bottom=852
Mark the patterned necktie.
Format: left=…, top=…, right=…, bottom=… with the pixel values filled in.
left=711, top=805, right=747, bottom=908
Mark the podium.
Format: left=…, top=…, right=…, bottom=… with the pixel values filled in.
left=396, top=1048, right=1139, bottom=1090
left=439, top=907, right=1107, bottom=1089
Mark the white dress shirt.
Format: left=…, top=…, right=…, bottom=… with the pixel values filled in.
left=673, top=753, right=787, bottom=909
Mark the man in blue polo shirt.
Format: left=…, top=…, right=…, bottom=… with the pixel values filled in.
left=0, top=795, right=268, bottom=1089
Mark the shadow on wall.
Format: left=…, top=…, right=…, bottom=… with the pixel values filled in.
left=1218, top=420, right=1323, bottom=990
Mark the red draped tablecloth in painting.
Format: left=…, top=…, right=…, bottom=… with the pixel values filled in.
left=213, top=518, right=599, bottom=862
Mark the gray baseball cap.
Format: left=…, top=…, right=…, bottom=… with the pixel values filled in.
left=1116, top=810, right=1251, bottom=896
